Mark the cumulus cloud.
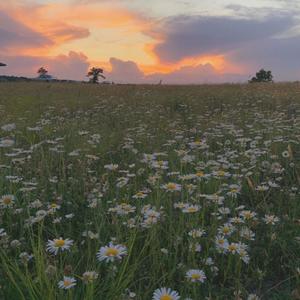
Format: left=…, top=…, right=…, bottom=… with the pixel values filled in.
left=105, top=58, right=246, bottom=84
left=0, top=51, right=90, bottom=81
left=108, top=57, right=145, bottom=83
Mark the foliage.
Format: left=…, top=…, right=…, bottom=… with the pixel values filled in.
left=87, top=67, right=105, bottom=84
left=249, top=69, right=273, bottom=83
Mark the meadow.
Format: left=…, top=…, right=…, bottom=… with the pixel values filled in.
left=0, top=82, right=299, bottom=300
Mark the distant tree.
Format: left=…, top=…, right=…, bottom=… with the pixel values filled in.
left=0, top=63, right=6, bottom=67
left=37, top=67, right=48, bottom=77
left=87, top=67, right=105, bottom=84
left=249, top=69, right=273, bottom=83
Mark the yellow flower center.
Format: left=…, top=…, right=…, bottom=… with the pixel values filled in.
left=157, top=160, right=164, bottom=166
left=161, top=295, right=172, bottom=300
left=166, top=183, right=176, bottom=190
left=244, top=212, right=251, bottom=219
left=217, top=170, right=225, bottom=176
left=228, top=244, right=237, bottom=252
left=191, top=273, right=201, bottom=280
left=223, top=227, right=230, bottom=234
left=136, top=192, right=144, bottom=197
left=63, top=280, right=72, bottom=287
left=51, top=203, right=57, bottom=208
left=196, top=171, right=204, bottom=177
left=187, top=207, right=197, bottom=213
left=105, top=247, right=119, bottom=257
left=3, top=197, right=12, bottom=205
left=54, top=239, right=65, bottom=247
left=230, top=189, right=238, bottom=193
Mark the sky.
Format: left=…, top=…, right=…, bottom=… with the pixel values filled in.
left=0, top=0, right=300, bottom=83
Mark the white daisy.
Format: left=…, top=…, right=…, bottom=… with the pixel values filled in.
left=152, top=287, right=180, bottom=300
left=96, top=242, right=127, bottom=262
left=46, top=237, right=73, bottom=255
left=58, top=276, right=76, bottom=289
left=186, top=269, right=206, bottom=283
left=162, top=182, right=182, bottom=192
left=82, top=271, right=99, bottom=283
left=0, top=194, right=15, bottom=208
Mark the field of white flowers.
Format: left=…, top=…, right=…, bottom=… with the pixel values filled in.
left=0, top=82, right=299, bottom=300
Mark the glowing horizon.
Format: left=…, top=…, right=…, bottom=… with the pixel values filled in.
left=1, top=0, right=300, bottom=83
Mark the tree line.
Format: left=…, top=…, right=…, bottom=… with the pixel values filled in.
left=1, top=63, right=274, bottom=84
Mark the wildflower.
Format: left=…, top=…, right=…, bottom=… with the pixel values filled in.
left=162, top=182, right=182, bottom=192
left=255, top=185, right=269, bottom=192
left=82, top=271, right=99, bottom=283
left=218, top=223, right=235, bottom=236
left=262, top=214, right=279, bottom=225
left=228, top=243, right=239, bottom=254
left=58, top=276, right=76, bottom=290
left=0, top=138, right=15, bottom=147
left=1, top=123, right=16, bottom=131
left=186, top=269, right=206, bottom=283
left=188, top=229, right=205, bottom=238
left=182, top=204, right=200, bottom=213
left=215, top=235, right=229, bottom=252
left=239, top=210, right=257, bottom=221
left=96, top=242, right=127, bottom=262
left=132, top=191, right=147, bottom=199
left=0, top=194, right=15, bottom=208
left=46, top=237, right=73, bottom=255
left=104, top=164, right=119, bottom=171
left=152, top=160, right=169, bottom=170
left=240, top=227, right=255, bottom=241
left=281, top=150, right=289, bottom=158
left=109, top=203, right=136, bottom=215
left=152, top=287, right=180, bottom=300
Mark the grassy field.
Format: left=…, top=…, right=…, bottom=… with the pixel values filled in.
left=0, top=82, right=299, bottom=300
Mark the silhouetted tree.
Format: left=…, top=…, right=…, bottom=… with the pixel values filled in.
left=249, top=69, right=273, bottom=83
left=0, top=63, right=6, bottom=67
left=87, top=67, right=105, bottom=84
left=37, top=67, right=48, bottom=77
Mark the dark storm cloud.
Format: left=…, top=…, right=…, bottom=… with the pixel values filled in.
left=228, top=36, right=300, bottom=80
left=0, top=11, right=52, bottom=50
left=150, top=14, right=295, bottom=63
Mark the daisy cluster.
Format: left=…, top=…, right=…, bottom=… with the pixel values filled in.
left=0, top=83, right=299, bottom=299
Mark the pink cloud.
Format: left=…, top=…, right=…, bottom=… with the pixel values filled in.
left=1, top=51, right=90, bottom=81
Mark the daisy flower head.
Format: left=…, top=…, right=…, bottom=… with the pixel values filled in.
left=104, top=164, right=119, bottom=171
left=182, top=204, right=200, bottom=214
left=46, top=237, right=74, bottom=255
left=162, top=182, right=182, bottom=192
left=262, top=214, right=279, bottom=225
left=186, top=269, right=206, bottom=283
left=96, top=242, right=127, bottom=263
left=132, top=191, right=147, bottom=199
left=58, top=276, right=76, bottom=290
left=152, top=287, right=180, bottom=300
left=82, top=271, right=99, bottom=283
left=0, top=194, right=15, bottom=208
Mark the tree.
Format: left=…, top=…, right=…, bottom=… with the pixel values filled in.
left=87, top=67, right=105, bottom=84
left=37, top=67, right=48, bottom=77
left=0, top=63, right=6, bottom=67
left=249, top=69, right=273, bottom=83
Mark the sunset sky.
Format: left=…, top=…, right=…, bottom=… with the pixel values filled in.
left=1, top=0, right=300, bottom=83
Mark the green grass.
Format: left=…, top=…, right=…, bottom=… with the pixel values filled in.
left=0, top=82, right=299, bottom=299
